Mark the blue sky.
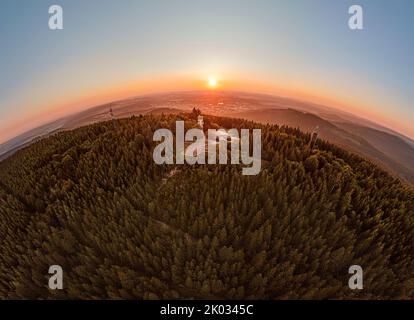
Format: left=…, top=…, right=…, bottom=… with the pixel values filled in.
left=0, top=0, right=413, bottom=142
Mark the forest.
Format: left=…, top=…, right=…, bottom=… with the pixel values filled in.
left=0, top=112, right=413, bottom=299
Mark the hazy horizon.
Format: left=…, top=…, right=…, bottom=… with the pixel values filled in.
left=1, top=0, right=413, bottom=142
left=2, top=88, right=414, bottom=146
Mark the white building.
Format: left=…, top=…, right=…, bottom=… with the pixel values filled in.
left=197, top=115, right=204, bottom=128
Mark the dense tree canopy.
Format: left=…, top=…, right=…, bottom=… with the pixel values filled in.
left=0, top=113, right=413, bottom=299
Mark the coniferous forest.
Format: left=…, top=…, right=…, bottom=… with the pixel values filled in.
left=0, top=113, right=413, bottom=299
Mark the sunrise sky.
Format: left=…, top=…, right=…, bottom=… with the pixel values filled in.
left=0, top=0, right=413, bottom=143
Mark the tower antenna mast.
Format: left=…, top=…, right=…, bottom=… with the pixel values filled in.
left=308, top=126, right=319, bottom=150
left=109, top=104, right=117, bottom=129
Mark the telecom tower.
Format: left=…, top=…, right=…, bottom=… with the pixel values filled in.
left=197, top=115, right=204, bottom=128
left=109, top=105, right=117, bottom=129
left=308, top=126, right=319, bottom=149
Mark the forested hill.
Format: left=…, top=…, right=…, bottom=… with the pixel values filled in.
left=0, top=113, right=413, bottom=299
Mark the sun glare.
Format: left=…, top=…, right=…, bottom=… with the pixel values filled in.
left=208, top=78, right=218, bottom=88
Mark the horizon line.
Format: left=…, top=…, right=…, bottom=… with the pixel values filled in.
left=1, top=89, right=414, bottom=147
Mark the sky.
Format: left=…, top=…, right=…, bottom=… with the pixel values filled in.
left=0, top=0, right=413, bottom=143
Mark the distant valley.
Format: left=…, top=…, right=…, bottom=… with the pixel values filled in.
left=1, top=91, right=413, bottom=184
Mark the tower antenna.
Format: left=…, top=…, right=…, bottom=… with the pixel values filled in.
left=308, top=126, right=319, bottom=150
left=109, top=104, right=117, bottom=129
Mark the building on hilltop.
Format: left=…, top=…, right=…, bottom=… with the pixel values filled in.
left=197, top=115, right=204, bottom=128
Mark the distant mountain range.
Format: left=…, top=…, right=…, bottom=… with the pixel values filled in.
left=1, top=91, right=413, bottom=184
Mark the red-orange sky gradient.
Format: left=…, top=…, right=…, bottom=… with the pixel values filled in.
left=2, top=1, right=413, bottom=144
left=2, top=74, right=413, bottom=144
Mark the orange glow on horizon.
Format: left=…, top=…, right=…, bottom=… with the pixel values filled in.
left=1, top=74, right=414, bottom=143
left=208, top=77, right=218, bottom=88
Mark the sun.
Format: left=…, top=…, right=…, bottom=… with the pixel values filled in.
left=208, top=77, right=218, bottom=88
